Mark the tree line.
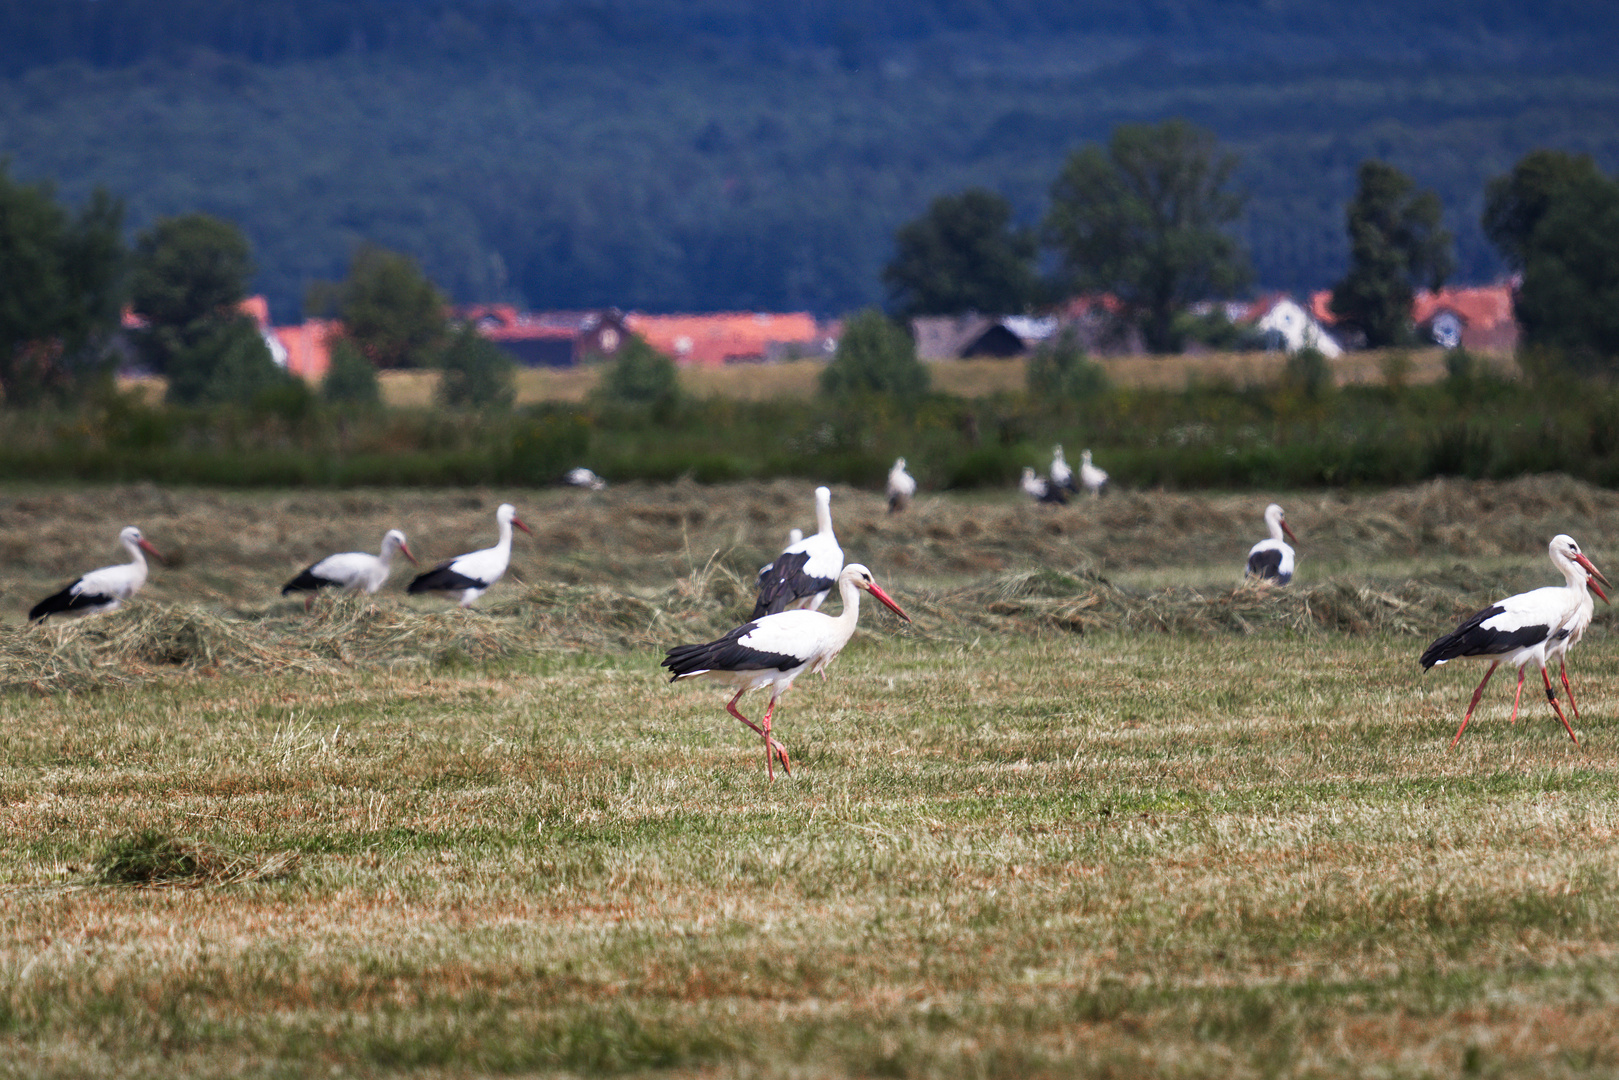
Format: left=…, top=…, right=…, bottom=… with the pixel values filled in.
left=882, top=120, right=1619, bottom=365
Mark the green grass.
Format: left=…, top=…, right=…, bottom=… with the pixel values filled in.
left=3, top=478, right=1619, bottom=1076
left=4, top=631, right=1619, bottom=1078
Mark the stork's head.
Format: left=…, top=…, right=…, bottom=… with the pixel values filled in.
left=120, top=526, right=164, bottom=564
left=384, top=529, right=418, bottom=565
left=841, top=563, right=911, bottom=623
left=1552, top=534, right=1610, bottom=603
left=497, top=502, right=533, bottom=535
left=1265, top=503, right=1298, bottom=545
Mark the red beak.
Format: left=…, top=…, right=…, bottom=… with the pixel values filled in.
left=1281, top=520, right=1299, bottom=545
left=400, top=542, right=419, bottom=565
left=139, top=538, right=166, bottom=565
left=513, top=517, right=533, bottom=535
left=866, top=581, right=911, bottom=623
left=1575, top=552, right=1610, bottom=604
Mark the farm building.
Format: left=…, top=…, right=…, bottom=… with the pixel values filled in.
left=624, top=312, right=830, bottom=366
left=461, top=306, right=630, bottom=367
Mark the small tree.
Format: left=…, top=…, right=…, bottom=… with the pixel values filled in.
left=1329, top=161, right=1453, bottom=348
left=1483, top=149, right=1605, bottom=272
left=311, top=243, right=448, bottom=370
left=130, top=213, right=290, bottom=406
left=437, top=325, right=515, bottom=409
left=0, top=165, right=126, bottom=405
left=820, top=309, right=929, bottom=399
left=322, top=335, right=381, bottom=406
left=1025, top=329, right=1107, bottom=399
left=883, top=187, right=1040, bottom=319
left=594, top=333, right=680, bottom=410
left=1512, top=169, right=1619, bottom=370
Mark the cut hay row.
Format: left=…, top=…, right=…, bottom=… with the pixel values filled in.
left=0, top=560, right=1522, bottom=692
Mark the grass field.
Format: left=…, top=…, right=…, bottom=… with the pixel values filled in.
left=2, top=477, right=1616, bottom=1077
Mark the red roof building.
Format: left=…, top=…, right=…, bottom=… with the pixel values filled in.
left=623, top=312, right=829, bottom=366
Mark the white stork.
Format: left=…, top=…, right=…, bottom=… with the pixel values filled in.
left=1421, top=534, right=1609, bottom=750
left=887, top=457, right=916, bottom=513
left=663, top=563, right=910, bottom=779
left=564, top=467, right=606, bottom=491
left=1050, top=445, right=1077, bottom=493
left=29, top=526, right=164, bottom=622
left=282, top=529, right=417, bottom=610
left=407, top=503, right=532, bottom=607
left=752, top=485, right=843, bottom=618
left=1079, top=449, right=1109, bottom=497
left=1021, top=466, right=1067, bottom=505
left=1245, top=504, right=1298, bottom=584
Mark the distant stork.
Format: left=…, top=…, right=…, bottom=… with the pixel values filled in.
left=1421, top=534, right=1609, bottom=750
left=282, top=529, right=417, bottom=610
left=1021, top=466, right=1068, bottom=505
left=1079, top=449, right=1109, bottom=497
left=1050, top=445, right=1077, bottom=493
left=887, top=457, right=916, bottom=513
left=664, top=563, right=911, bottom=779
left=29, top=526, right=164, bottom=622
left=564, top=467, right=606, bottom=491
left=407, top=503, right=531, bottom=607
left=753, top=486, right=843, bottom=617
left=1245, top=504, right=1298, bottom=585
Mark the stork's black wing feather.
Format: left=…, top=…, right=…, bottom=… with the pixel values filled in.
left=751, top=550, right=827, bottom=619
left=1247, top=549, right=1284, bottom=581
left=1419, top=604, right=1550, bottom=670
left=282, top=565, right=341, bottom=595
left=663, top=621, right=804, bottom=680
left=28, top=581, right=108, bottom=622
left=407, top=563, right=486, bottom=594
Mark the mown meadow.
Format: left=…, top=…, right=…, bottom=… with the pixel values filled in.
left=2, top=477, right=1619, bottom=1077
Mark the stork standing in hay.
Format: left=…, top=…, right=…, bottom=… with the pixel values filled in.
left=282, top=529, right=417, bottom=610
left=1245, top=504, right=1298, bottom=585
left=29, top=526, right=165, bottom=622
left=753, top=486, right=843, bottom=617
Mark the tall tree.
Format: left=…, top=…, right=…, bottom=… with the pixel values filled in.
left=1043, top=119, right=1249, bottom=354
left=1512, top=168, right=1619, bottom=369
left=883, top=187, right=1040, bottom=319
left=0, top=165, right=126, bottom=405
left=311, top=244, right=448, bottom=370
left=1483, top=149, right=1606, bottom=272
left=130, top=213, right=287, bottom=406
left=1329, top=161, right=1453, bottom=348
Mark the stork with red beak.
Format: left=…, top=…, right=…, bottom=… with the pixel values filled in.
left=1421, top=534, right=1609, bottom=750
left=407, top=503, right=531, bottom=607
left=664, top=563, right=910, bottom=779
left=283, top=529, right=417, bottom=610
left=1245, top=503, right=1299, bottom=585
left=29, top=526, right=165, bottom=622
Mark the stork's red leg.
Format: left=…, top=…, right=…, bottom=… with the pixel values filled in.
left=1510, top=667, right=1526, bottom=725
left=1449, top=661, right=1500, bottom=751
left=725, top=689, right=790, bottom=774
left=1560, top=659, right=1580, bottom=721
left=1542, top=665, right=1581, bottom=747
left=762, top=698, right=776, bottom=781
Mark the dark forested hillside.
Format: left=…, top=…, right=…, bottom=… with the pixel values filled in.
left=2, top=0, right=1616, bottom=318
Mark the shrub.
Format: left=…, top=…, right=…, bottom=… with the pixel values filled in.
left=322, top=336, right=381, bottom=406
left=163, top=315, right=292, bottom=407
left=437, top=325, right=514, bottom=409
left=595, top=334, right=680, bottom=411
left=1026, top=329, right=1108, bottom=399
left=820, top=309, right=929, bottom=400
left=1282, top=347, right=1332, bottom=400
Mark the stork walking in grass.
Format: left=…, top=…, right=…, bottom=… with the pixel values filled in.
left=753, top=486, right=843, bottom=617
left=1079, top=449, right=1109, bottom=497
left=29, top=526, right=164, bottom=622
left=282, top=529, right=417, bottom=610
left=664, top=563, right=910, bottom=779
left=1021, top=466, right=1068, bottom=505
left=1245, top=504, right=1298, bottom=585
left=887, top=457, right=916, bottom=513
left=1421, top=534, right=1609, bottom=750
left=407, top=503, right=531, bottom=607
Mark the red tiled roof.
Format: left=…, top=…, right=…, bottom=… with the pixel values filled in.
left=273, top=319, right=337, bottom=381
left=624, top=312, right=824, bottom=366
left=1411, top=284, right=1516, bottom=330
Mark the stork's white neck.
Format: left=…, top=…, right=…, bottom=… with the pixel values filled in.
left=814, top=492, right=834, bottom=538
left=122, top=535, right=148, bottom=570
left=1266, top=511, right=1287, bottom=542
